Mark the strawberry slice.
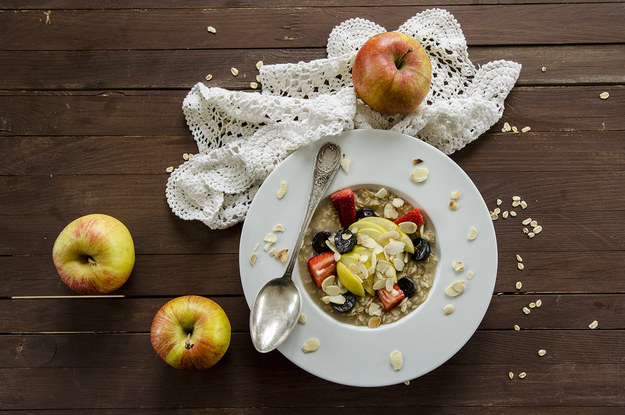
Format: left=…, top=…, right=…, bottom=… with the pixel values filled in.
left=377, top=284, right=406, bottom=311
left=331, top=188, right=356, bottom=227
left=307, top=251, right=337, bottom=288
left=394, top=208, right=424, bottom=227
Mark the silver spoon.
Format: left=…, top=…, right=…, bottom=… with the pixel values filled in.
left=249, top=142, right=342, bottom=353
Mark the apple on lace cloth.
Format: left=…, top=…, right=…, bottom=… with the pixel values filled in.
left=166, top=8, right=522, bottom=230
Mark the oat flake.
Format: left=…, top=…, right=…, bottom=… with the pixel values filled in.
left=390, top=350, right=403, bottom=371
left=302, top=338, right=319, bottom=353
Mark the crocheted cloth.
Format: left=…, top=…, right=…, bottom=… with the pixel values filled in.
left=166, top=9, right=521, bottom=229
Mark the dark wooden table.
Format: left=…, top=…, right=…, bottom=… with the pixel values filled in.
left=1, top=1, right=624, bottom=413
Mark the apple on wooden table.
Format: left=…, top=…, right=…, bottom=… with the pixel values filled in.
left=352, top=31, right=432, bottom=114
left=151, top=295, right=231, bottom=370
left=52, top=213, right=135, bottom=295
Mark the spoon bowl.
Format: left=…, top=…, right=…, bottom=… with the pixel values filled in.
left=249, top=142, right=342, bottom=353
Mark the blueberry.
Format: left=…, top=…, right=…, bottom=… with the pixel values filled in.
left=412, top=238, right=431, bottom=261
left=331, top=291, right=357, bottom=313
left=355, top=207, right=376, bottom=221
left=312, top=230, right=332, bottom=254
left=397, top=277, right=417, bottom=298
left=334, top=228, right=356, bottom=253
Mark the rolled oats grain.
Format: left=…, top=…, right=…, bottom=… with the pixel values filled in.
left=250, top=253, right=257, bottom=265
left=451, top=190, right=461, bottom=200
left=276, top=180, right=287, bottom=199
left=518, top=372, right=527, bottom=379
left=502, top=123, right=512, bottom=132
left=521, top=126, right=531, bottom=133
left=508, top=371, right=514, bottom=379
left=600, top=91, right=610, bottom=100
left=538, top=349, right=546, bottom=357
left=518, top=263, right=525, bottom=270
left=510, top=211, right=517, bottom=217
left=276, top=249, right=289, bottom=263
left=165, top=166, right=174, bottom=173
left=516, top=281, right=522, bottom=290
left=449, top=200, right=459, bottom=211
left=541, top=66, right=547, bottom=72
left=452, top=261, right=465, bottom=272
left=207, top=25, right=216, bottom=33
left=467, top=270, right=474, bottom=279
left=256, top=60, right=264, bottom=70
left=410, top=167, right=428, bottom=183
left=205, top=74, right=213, bottom=81
left=522, top=307, right=531, bottom=315
left=522, top=218, right=532, bottom=226
left=250, top=82, right=259, bottom=89
left=535, top=299, right=542, bottom=307
left=589, top=320, right=599, bottom=329
left=368, top=316, right=381, bottom=328
left=298, top=313, right=306, bottom=324
left=230, top=67, right=239, bottom=76
left=443, top=304, right=455, bottom=315
left=514, top=324, right=520, bottom=331
left=468, top=226, right=478, bottom=240
left=497, top=198, right=503, bottom=206
left=516, top=254, right=523, bottom=262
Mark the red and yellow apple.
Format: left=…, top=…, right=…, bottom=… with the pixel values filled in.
left=150, top=295, right=231, bottom=370
left=352, top=32, right=432, bottom=114
left=52, top=214, right=135, bottom=294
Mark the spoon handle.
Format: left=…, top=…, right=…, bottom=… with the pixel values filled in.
left=283, top=142, right=342, bottom=278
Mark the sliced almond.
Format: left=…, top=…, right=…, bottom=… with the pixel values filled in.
left=301, top=338, right=319, bottom=353
left=443, top=304, right=455, bottom=315
left=263, top=233, right=277, bottom=244
left=392, top=198, right=405, bottom=208
left=327, top=295, right=346, bottom=305
left=384, top=203, right=398, bottom=220
left=410, top=167, right=429, bottom=183
left=444, top=280, right=465, bottom=297
left=450, top=190, right=461, bottom=200
left=467, top=226, right=478, bottom=240
left=389, top=350, right=403, bottom=371
left=375, top=188, right=388, bottom=198
left=449, top=200, right=459, bottom=211
left=250, top=253, right=258, bottom=265
left=298, top=313, right=306, bottom=324
left=452, top=261, right=465, bottom=272
left=255, top=60, right=264, bottom=70
left=230, top=67, right=239, bottom=76
left=276, top=180, right=287, bottom=199
left=276, top=248, right=289, bottom=263
left=340, top=158, right=351, bottom=173
left=600, top=91, right=610, bottom=100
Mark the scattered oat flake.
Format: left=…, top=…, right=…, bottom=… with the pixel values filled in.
left=250, top=82, right=259, bottom=89
left=516, top=254, right=523, bottom=262
left=528, top=232, right=535, bottom=239
left=445, top=280, right=465, bottom=297
left=510, top=211, right=517, bottom=217
left=276, top=180, right=287, bottom=199
left=534, top=225, right=543, bottom=234
left=529, top=302, right=536, bottom=309
left=253, top=242, right=259, bottom=251
left=404, top=380, right=410, bottom=386
left=502, top=122, right=511, bottom=133
left=514, top=324, right=520, bottom=331
left=183, top=153, right=189, bottom=161
left=207, top=25, right=216, bottom=33
left=468, top=226, right=478, bottom=241
left=302, top=338, right=319, bottom=353
left=256, top=75, right=261, bottom=83
left=600, top=91, right=610, bottom=100
left=521, top=126, right=531, bottom=133
left=410, top=167, right=428, bottom=183
left=205, top=74, right=213, bottom=81
left=490, top=211, right=499, bottom=221
left=520, top=200, right=528, bottom=209
left=451, top=190, right=461, bottom=200
left=518, top=263, right=525, bottom=271
left=264, top=233, right=277, bottom=244
left=412, top=158, right=423, bottom=165
left=443, top=304, right=455, bottom=315
left=589, top=320, right=599, bottom=329
left=165, top=166, right=174, bottom=173
left=541, top=66, right=547, bottom=72
left=390, top=350, right=403, bottom=371
left=511, top=126, right=518, bottom=133
left=496, top=198, right=502, bottom=206
left=516, top=281, right=522, bottom=290
left=535, top=299, right=542, bottom=308
left=268, top=248, right=277, bottom=257
left=230, top=67, right=239, bottom=76
left=340, top=158, right=351, bottom=173
left=538, top=349, right=547, bottom=357
left=502, top=210, right=509, bottom=219
left=518, top=372, right=527, bottom=379
left=522, top=218, right=532, bottom=226
left=467, top=270, right=474, bottom=279
left=272, top=224, right=284, bottom=232
left=298, top=313, right=306, bottom=324
left=523, top=307, right=531, bottom=315
left=256, top=60, right=264, bottom=70
left=512, top=196, right=522, bottom=202
left=508, top=372, right=514, bottom=380
left=368, top=316, right=381, bottom=328
left=250, top=253, right=257, bottom=265
left=449, top=200, right=459, bottom=211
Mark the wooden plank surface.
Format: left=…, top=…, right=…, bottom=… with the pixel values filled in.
left=1, top=0, right=624, bottom=413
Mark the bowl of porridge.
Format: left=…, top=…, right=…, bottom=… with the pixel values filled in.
left=239, top=129, right=498, bottom=387
left=299, top=186, right=438, bottom=328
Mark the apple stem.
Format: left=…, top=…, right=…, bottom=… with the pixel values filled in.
left=184, top=332, right=194, bottom=350
left=396, top=48, right=413, bottom=69
left=87, top=256, right=97, bottom=266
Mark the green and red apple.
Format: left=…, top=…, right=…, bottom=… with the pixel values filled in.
left=52, top=214, right=135, bottom=294
left=352, top=32, right=432, bottom=114
left=151, top=295, right=231, bottom=370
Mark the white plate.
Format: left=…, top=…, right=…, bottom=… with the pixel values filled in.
left=239, top=129, right=497, bottom=387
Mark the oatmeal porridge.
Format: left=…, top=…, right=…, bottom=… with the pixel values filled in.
left=298, top=186, right=438, bottom=327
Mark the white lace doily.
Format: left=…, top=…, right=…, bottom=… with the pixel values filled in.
left=166, top=8, right=521, bottom=229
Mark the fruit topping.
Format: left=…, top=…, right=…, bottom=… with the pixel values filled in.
left=334, top=228, right=356, bottom=253
left=336, top=261, right=365, bottom=297
left=377, top=284, right=405, bottom=311
left=307, top=252, right=337, bottom=288
left=331, top=188, right=356, bottom=227
left=397, top=277, right=417, bottom=298
left=355, top=207, right=377, bottom=221
left=331, top=291, right=357, bottom=313
left=411, top=238, right=431, bottom=261
left=394, top=207, right=424, bottom=227
left=312, top=230, right=332, bottom=254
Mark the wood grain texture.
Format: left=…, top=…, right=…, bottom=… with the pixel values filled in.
left=0, top=294, right=622, bottom=333
left=2, top=250, right=624, bottom=297
left=1, top=45, right=624, bottom=90
left=1, top=4, right=624, bottom=51
left=0, top=86, right=623, bottom=137
left=0, top=332, right=623, bottom=409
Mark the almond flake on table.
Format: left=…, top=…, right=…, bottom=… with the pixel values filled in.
left=272, top=224, right=284, bottom=232
left=301, top=338, right=319, bottom=353
left=205, top=74, right=213, bottom=81
left=340, top=157, right=351, bottom=173
left=588, top=320, right=599, bottom=329
left=467, top=226, right=478, bottom=240
left=207, top=25, right=217, bottom=33
left=230, top=67, right=239, bottom=76
left=256, top=60, right=264, bottom=70
left=538, top=349, right=547, bottom=357
left=600, top=91, right=610, bottom=100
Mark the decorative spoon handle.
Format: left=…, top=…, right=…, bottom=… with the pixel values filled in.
left=283, top=142, right=342, bottom=278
